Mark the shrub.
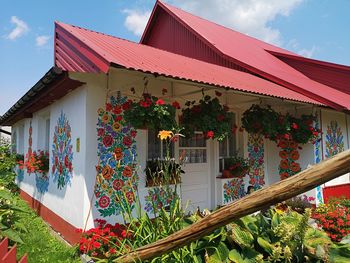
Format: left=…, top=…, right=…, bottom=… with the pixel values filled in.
left=313, top=201, right=350, bottom=242
left=78, top=219, right=131, bottom=259
left=285, top=194, right=315, bottom=214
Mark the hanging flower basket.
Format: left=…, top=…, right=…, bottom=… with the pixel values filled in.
left=124, top=93, right=179, bottom=131
left=180, top=92, right=234, bottom=141
left=241, top=104, right=321, bottom=144
left=221, top=155, right=249, bottom=178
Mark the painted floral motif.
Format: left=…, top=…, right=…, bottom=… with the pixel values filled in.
left=247, top=133, right=265, bottom=190
left=95, top=95, right=138, bottom=218
left=325, top=120, right=344, bottom=158
left=314, top=115, right=323, bottom=205
left=51, top=111, right=73, bottom=189
left=223, top=178, right=245, bottom=204
left=15, top=166, right=24, bottom=183
left=25, top=121, right=33, bottom=174
left=144, top=186, right=179, bottom=214
left=278, top=139, right=301, bottom=180
left=35, top=173, right=49, bottom=193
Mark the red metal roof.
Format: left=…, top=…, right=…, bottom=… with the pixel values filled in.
left=141, top=1, right=350, bottom=110
left=55, top=22, right=321, bottom=105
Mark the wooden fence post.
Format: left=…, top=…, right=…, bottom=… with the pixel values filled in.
left=116, top=149, right=350, bottom=262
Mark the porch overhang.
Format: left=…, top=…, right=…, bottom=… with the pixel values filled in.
left=0, top=67, right=84, bottom=126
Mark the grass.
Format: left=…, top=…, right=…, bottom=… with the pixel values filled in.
left=12, top=194, right=80, bottom=263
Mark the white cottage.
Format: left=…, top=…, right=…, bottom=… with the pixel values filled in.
left=1, top=1, right=350, bottom=244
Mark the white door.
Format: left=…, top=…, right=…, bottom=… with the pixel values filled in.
left=178, top=133, right=211, bottom=211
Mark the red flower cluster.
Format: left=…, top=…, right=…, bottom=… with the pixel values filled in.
left=24, top=150, right=49, bottom=174
left=313, top=202, right=350, bottom=242
left=78, top=219, right=132, bottom=258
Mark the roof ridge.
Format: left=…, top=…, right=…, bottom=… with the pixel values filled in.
left=55, top=21, right=140, bottom=46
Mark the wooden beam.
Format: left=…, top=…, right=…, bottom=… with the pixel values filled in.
left=116, top=149, right=350, bottom=262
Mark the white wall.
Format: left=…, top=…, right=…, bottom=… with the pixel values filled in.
left=321, top=109, right=349, bottom=186
left=15, top=85, right=87, bottom=229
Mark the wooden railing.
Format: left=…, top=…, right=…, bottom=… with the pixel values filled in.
left=0, top=238, right=27, bottom=263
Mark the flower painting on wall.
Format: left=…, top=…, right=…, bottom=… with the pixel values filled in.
left=247, top=133, right=265, bottom=190
left=278, top=139, right=301, bottom=180
left=144, top=186, right=179, bottom=214
left=95, top=95, right=138, bottom=218
left=325, top=120, right=344, bottom=158
left=223, top=178, right=245, bottom=204
left=51, top=111, right=73, bottom=189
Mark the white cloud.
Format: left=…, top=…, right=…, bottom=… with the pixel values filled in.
left=169, top=0, right=303, bottom=46
left=6, top=16, right=29, bottom=40
left=36, top=35, right=50, bottom=47
left=298, top=46, right=317, bottom=58
left=123, top=9, right=151, bottom=36
left=286, top=39, right=318, bottom=58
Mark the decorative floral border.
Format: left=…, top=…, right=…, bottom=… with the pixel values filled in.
left=247, top=133, right=265, bottom=190
left=95, top=95, right=138, bottom=218
left=325, top=120, right=344, bottom=158
left=314, top=114, right=323, bottom=205
left=35, top=173, right=49, bottom=193
left=144, top=186, right=179, bottom=214
left=278, top=139, right=301, bottom=180
left=223, top=178, right=245, bottom=204
left=51, top=111, right=73, bottom=189
left=26, top=121, right=33, bottom=174
left=15, top=165, right=24, bottom=183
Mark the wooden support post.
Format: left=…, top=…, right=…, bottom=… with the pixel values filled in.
left=117, top=149, right=350, bottom=262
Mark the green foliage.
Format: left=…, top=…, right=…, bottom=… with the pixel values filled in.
left=0, top=188, right=27, bottom=244
left=0, top=139, right=19, bottom=192
left=15, top=198, right=79, bottom=263
left=242, top=104, right=320, bottom=144
left=123, top=93, right=178, bottom=131
left=223, top=154, right=250, bottom=177
left=181, top=94, right=234, bottom=141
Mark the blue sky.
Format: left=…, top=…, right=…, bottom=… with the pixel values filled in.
left=1, top=0, right=349, bottom=116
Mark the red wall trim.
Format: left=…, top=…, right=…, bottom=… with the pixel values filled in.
left=20, top=190, right=81, bottom=245
left=322, top=183, right=350, bottom=204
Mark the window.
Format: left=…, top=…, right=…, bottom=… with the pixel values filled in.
left=147, top=130, right=173, bottom=160
left=45, top=118, right=50, bottom=151
left=18, top=124, right=24, bottom=154
left=219, top=113, right=237, bottom=172
left=179, top=132, right=207, bottom=163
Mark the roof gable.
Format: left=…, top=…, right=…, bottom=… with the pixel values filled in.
left=141, top=1, right=350, bottom=111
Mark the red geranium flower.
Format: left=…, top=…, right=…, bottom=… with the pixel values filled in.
left=156, top=99, right=165, bottom=105
left=291, top=123, right=299, bottom=129
left=172, top=101, right=181, bottom=109
left=206, top=131, right=214, bottom=139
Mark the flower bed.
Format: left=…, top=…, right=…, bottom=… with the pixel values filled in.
left=313, top=198, right=350, bottom=242
left=78, top=219, right=131, bottom=259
